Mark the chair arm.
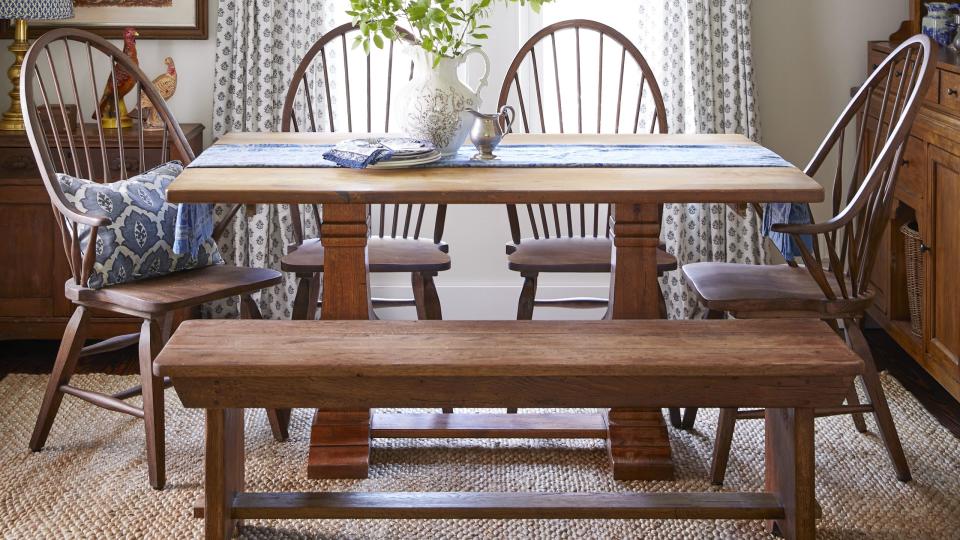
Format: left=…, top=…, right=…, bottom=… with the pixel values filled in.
left=54, top=200, right=112, bottom=228
left=771, top=218, right=843, bottom=236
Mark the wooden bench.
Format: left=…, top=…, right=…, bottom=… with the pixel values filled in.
left=154, top=319, right=863, bottom=540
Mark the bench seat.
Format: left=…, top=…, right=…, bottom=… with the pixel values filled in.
left=154, top=319, right=863, bottom=540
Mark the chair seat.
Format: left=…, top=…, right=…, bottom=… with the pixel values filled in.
left=682, top=262, right=874, bottom=317
left=66, top=265, right=283, bottom=315
left=506, top=237, right=677, bottom=274
left=281, top=238, right=451, bottom=273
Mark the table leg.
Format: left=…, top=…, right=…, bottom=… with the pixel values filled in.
left=309, top=203, right=374, bottom=479
left=319, top=203, right=372, bottom=320
left=765, top=408, right=816, bottom=540
left=606, top=203, right=674, bottom=480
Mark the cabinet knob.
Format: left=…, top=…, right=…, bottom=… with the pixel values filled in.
left=901, top=159, right=910, bottom=167
left=948, top=88, right=959, bottom=97
left=920, top=243, right=931, bottom=253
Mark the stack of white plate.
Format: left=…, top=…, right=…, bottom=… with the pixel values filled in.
left=365, top=137, right=442, bottom=169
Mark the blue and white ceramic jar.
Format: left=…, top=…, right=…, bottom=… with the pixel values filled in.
left=923, top=2, right=960, bottom=46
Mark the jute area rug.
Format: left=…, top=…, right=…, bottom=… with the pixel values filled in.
left=0, top=373, right=957, bottom=539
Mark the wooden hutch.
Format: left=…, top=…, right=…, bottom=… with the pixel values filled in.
left=0, top=124, right=203, bottom=340
left=867, top=4, right=960, bottom=401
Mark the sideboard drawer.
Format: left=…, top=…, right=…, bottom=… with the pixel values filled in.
left=0, top=147, right=40, bottom=179
left=939, top=70, right=960, bottom=114
left=898, top=135, right=926, bottom=202
left=868, top=48, right=939, bottom=106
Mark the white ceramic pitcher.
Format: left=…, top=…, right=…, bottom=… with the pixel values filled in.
left=396, top=44, right=491, bottom=156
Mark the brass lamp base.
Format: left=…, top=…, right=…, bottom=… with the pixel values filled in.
left=1, top=19, right=29, bottom=131
left=100, top=100, right=134, bottom=130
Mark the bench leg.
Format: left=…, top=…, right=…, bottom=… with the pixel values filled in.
left=606, top=409, right=674, bottom=481
left=205, top=408, right=245, bottom=540
left=308, top=410, right=371, bottom=479
left=765, top=407, right=815, bottom=540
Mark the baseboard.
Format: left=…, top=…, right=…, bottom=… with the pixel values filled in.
left=371, top=284, right=609, bottom=320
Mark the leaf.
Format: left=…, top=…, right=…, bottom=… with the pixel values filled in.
left=373, top=34, right=384, bottom=49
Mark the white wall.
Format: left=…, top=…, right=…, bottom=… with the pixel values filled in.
left=0, top=0, right=910, bottom=319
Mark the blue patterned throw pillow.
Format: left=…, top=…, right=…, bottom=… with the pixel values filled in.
left=57, top=161, right=223, bottom=289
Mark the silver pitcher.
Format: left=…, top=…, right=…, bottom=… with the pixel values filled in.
left=466, top=106, right=516, bottom=160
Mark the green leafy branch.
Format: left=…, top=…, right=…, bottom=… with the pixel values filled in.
left=348, top=0, right=554, bottom=67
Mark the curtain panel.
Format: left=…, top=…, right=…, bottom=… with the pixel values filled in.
left=208, top=0, right=336, bottom=319
left=639, top=0, right=768, bottom=319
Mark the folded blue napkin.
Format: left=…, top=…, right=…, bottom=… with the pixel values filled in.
left=322, top=139, right=395, bottom=169
left=173, top=203, right=215, bottom=258
left=763, top=203, right=813, bottom=260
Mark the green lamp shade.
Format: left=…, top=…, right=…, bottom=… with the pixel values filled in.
left=0, top=0, right=74, bottom=20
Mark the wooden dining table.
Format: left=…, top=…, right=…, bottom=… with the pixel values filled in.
left=167, top=132, right=824, bottom=482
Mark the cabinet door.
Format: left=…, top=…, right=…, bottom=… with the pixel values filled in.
left=0, top=184, right=63, bottom=317
left=925, top=146, right=960, bottom=387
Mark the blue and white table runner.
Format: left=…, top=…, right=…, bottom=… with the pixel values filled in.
left=175, top=142, right=809, bottom=259
left=188, top=143, right=793, bottom=169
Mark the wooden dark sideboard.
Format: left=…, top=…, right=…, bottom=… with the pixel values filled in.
left=0, top=123, right=204, bottom=340
left=867, top=42, right=960, bottom=402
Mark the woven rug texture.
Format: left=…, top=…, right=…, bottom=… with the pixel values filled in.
left=0, top=373, right=957, bottom=539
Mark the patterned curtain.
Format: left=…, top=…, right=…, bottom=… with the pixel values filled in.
left=207, top=0, right=336, bottom=319
left=638, top=0, right=768, bottom=319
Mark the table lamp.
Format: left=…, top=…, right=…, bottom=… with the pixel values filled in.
left=0, top=0, right=74, bottom=131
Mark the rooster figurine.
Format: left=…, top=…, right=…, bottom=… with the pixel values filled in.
left=138, top=57, right=177, bottom=130
left=94, top=27, right=139, bottom=129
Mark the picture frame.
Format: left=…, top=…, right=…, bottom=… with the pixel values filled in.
left=0, top=0, right=208, bottom=40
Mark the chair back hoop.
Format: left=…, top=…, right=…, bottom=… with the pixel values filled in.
left=20, top=27, right=195, bottom=287
left=280, top=23, right=445, bottom=247
left=496, top=19, right=668, bottom=245
left=781, top=34, right=935, bottom=303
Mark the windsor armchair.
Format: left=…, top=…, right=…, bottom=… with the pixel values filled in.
left=681, top=35, right=934, bottom=485
left=20, top=29, right=284, bottom=490
left=279, top=23, right=450, bottom=322
left=497, top=20, right=676, bottom=321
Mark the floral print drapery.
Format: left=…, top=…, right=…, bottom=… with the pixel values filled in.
left=638, top=0, right=767, bottom=319
left=208, top=0, right=336, bottom=319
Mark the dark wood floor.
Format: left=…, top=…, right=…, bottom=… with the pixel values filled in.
left=1, top=329, right=958, bottom=438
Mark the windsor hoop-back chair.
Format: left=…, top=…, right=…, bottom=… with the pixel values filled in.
left=20, top=28, right=284, bottom=490
left=279, top=23, right=450, bottom=322
left=681, top=35, right=935, bottom=485
left=497, top=20, right=676, bottom=321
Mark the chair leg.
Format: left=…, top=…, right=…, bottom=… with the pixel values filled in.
left=517, top=272, right=538, bottom=321
left=412, top=272, right=443, bottom=320
left=845, top=319, right=911, bottom=482
left=266, top=409, right=291, bottom=441
left=411, top=272, right=426, bottom=319
left=681, top=407, right=699, bottom=430
left=710, top=407, right=738, bottom=486
left=291, top=273, right=319, bottom=321
left=29, top=306, right=90, bottom=452
left=422, top=273, right=442, bottom=320
left=139, top=318, right=166, bottom=490
left=242, top=294, right=292, bottom=443
left=846, top=383, right=869, bottom=433
left=668, top=408, right=683, bottom=428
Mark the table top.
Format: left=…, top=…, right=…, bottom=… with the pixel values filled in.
left=167, top=133, right=823, bottom=205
